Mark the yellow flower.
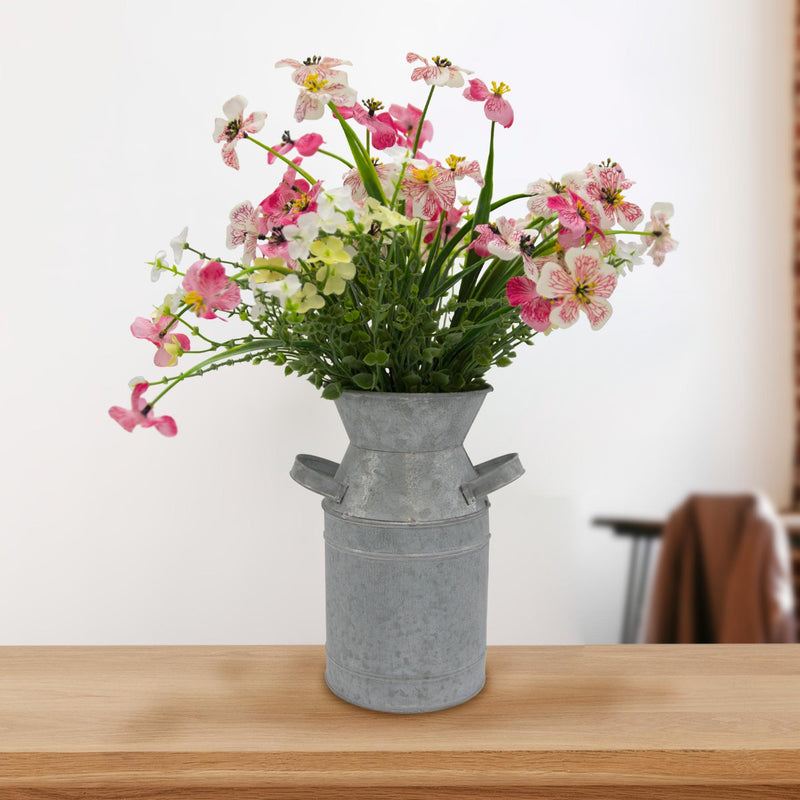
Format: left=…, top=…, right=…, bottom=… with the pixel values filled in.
left=251, top=257, right=290, bottom=284
left=288, top=283, right=326, bottom=314
left=309, top=236, right=352, bottom=266
left=317, top=261, right=356, bottom=295
left=361, top=198, right=414, bottom=230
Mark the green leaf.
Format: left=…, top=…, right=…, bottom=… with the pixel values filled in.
left=430, top=371, right=449, bottom=387
left=344, top=310, right=360, bottom=323
left=321, top=382, right=342, bottom=400
left=350, top=331, right=371, bottom=344
left=364, top=350, right=389, bottom=366
left=497, top=356, right=513, bottom=367
left=475, top=345, right=493, bottom=367
left=352, top=373, right=375, bottom=390
left=342, top=355, right=364, bottom=369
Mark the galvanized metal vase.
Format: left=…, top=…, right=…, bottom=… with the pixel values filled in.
left=290, top=388, right=523, bottom=713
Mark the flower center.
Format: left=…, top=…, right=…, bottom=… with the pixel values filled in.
left=183, top=290, right=207, bottom=314
left=491, top=81, right=510, bottom=96
left=302, top=73, right=329, bottom=93
left=574, top=281, right=595, bottom=305
left=303, top=55, right=322, bottom=66
left=411, top=165, right=438, bottom=184
left=281, top=130, right=294, bottom=145
left=290, top=193, right=310, bottom=213
left=445, top=154, right=465, bottom=170
left=362, top=97, right=384, bottom=116
left=600, top=187, right=624, bottom=207
left=575, top=200, right=593, bottom=223
left=224, top=119, right=242, bottom=142
left=432, top=56, right=453, bottom=68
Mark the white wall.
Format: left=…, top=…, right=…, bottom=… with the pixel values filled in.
left=0, top=0, right=793, bottom=644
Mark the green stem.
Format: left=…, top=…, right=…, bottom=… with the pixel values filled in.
left=317, top=147, right=354, bottom=169
left=246, top=135, right=316, bottom=184
left=411, top=86, right=435, bottom=157
left=150, top=340, right=278, bottom=406
left=185, top=246, right=241, bottom=268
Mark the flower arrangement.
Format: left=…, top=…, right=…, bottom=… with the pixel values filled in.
left=109, top=53, right=677, bottom=436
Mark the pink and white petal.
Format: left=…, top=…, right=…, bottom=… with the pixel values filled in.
left=551, top=298, right=581, bottom=328
left=275, top=58, right=303, bottom=70
left=221, top=141, right=240, bottom=170
left=488, top=240, right=520, bottom=261
left=537, top=263, right=576, bottom=299
left=484, top=95, right=513, bottom=127
left=244, top=111, right=267, bottom=133
left=295, top=92, right=324, bottom=122
left=213, top=117, right=228, bottom=142
left=618, top=201, right=644, bottom=229
left=242, top=236, right=257, bottom=266
left=566, top=248, right=601, bottom=282
left=583, top=297, right=614, bottom=330
left=222, top=95, right=248, bottom=120
left=226, top=223, right=244, bottom=249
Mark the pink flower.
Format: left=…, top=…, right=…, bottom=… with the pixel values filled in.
left=463, top=79, right=513, bottom=128
left=526, top=174, right=584, bottom=218
left=547, top=189, right=605, bottom=247
left=276, top=56, right=352, bottom=86
left=584, top=164, right=643, bottom=229
left=292, top=70, right=356, bottom=122
left=343, top=161, right=399, bottom=204
left=181, top=260, right=241, bottom=320
left=258, top=163, right=322, bottom=229
left=108, top=383, right=177, bottom=437
left=485, top=217, right=539, bottom=275
left=536, top=246, right=618, bottom=330
left=399, top=162, right=456, bottom=218
left=641, top=202, right=678, bottom=266
left=130, top=315, right=191, bottom=368
left=212, top=96, right=266, bottom=171
left=407, top=53, right=472, bottom=87
left=267, top=131, right=324, bottom=164
left=388, top=103, right=433, bottom=150
left=470, top=222, right=505, bottom=258
left=226, top=201, right=260, bottom=265
left=423, top=206, right=465, bottom=245
left=506, top=276, right=553, bottom=332
left=346, top=100, right=397, bottom=150
left=445, top=154, right=484, bottom=186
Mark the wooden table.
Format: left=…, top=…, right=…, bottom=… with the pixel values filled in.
left=2, top=645, right=800, bottom=798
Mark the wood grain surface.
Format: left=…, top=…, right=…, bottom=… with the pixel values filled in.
left=1, top=644, right=799, bottom=798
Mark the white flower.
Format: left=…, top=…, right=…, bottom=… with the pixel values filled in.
left=282, top=214, right=320, bottom=260
left=262, top=273, right=301, bottom=307
left=170, top=227, right=188, bottom=265
left=150, top=250, right=168, bottom=283
left=615, top=240, right=647, bottom=274
left=315, top=195, right=348, bottom=234
left=248, top=276, right=267, bottom=319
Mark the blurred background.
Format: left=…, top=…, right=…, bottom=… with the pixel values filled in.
left=0, top=0, right=793, bottom=644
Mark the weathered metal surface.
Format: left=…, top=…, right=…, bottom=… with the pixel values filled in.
left=291, top=389, right=523, bottom=713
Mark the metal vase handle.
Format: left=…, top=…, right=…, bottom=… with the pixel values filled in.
left=291, top=454, right=347, bottom=503
left=461, top=453, right=524, bottom=504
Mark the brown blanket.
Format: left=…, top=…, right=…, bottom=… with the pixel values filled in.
left=645, top=493, right=796, bottom=643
